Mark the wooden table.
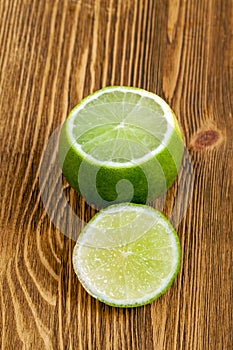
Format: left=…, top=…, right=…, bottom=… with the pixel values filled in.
left=1, top=0, right=232, bottom=349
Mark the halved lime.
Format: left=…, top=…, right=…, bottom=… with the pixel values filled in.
left=73, top=203, right=181, bottom=307
left=59, top=86, right=184, bottom=208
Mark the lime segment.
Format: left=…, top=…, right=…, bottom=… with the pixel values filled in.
left=68, top=87, right=174, bottom=165
left=73, top=204, right=181, bottom=307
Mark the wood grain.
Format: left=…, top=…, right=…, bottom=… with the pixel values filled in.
left=0, top=0, right=232, bottom=349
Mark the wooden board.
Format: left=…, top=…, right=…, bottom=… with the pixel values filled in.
left=0, top=0, right=232, bottom=349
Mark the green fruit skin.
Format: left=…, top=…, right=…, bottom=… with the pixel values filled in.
left=59, top=120, right=184, bottom=209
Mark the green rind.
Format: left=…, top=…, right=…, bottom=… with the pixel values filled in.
left=58, top=87, right=184, bottom=208
left=72, top=203, right=181, bottom=308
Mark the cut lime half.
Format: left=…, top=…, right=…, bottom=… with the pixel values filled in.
left=73, top=203, right=181, bottom=307
left=59, top=86, right=184, bottom=208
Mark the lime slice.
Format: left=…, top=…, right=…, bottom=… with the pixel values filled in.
left=59, top=86, right=184, bottom=208
left=73, top=203, right=181, bottom=307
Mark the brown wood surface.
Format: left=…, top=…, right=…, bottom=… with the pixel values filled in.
left=0, top=0, right=232, bottom=349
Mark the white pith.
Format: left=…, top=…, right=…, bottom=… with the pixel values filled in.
left=66, top=87, right=176, bottom=167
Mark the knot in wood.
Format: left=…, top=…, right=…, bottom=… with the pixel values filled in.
left=193, top=129, right=221, bottom=150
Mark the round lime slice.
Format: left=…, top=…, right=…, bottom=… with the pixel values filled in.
left=59, top=86, right=184, bottom=208
left=73, top=203, right=181, bottom=307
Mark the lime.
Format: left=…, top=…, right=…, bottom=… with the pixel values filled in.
left=59, top=86, right=184, bottom=208
left=72, top=203, right=181, bottom=307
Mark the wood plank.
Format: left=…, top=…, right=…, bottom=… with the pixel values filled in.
left=0, top=0, right=232, bottom=349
